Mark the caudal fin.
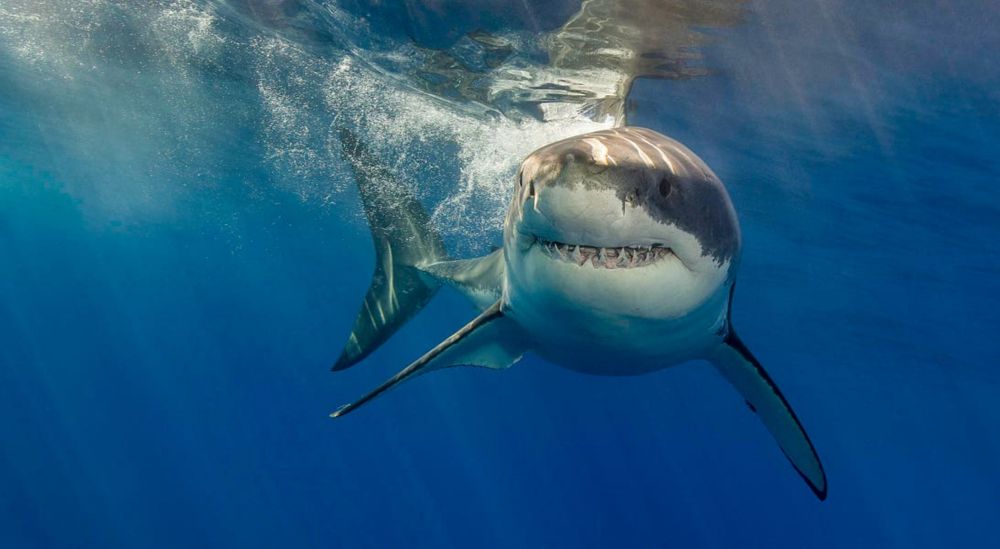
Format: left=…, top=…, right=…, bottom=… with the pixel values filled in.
left=333, top=128, right=448, bottom=371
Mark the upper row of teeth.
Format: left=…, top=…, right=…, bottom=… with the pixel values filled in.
left=537, top=239, right=671, bottom=268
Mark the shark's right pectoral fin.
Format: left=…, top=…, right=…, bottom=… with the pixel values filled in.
left=710, top=333, right=828, bottom=500
left=422, top=249, right=505, bottom=311
left=331, top=300, right=526, bottom=418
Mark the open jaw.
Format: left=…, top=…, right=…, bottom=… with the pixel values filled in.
left=535, top=237, right=673, bottom=269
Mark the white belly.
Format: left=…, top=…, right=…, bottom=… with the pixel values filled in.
left=503, top=250, right=731, bottom=375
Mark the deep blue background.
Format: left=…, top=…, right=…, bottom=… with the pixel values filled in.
left=2, top=1, right=999, bottom=547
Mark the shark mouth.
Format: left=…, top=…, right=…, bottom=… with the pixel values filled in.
left=536, top=238, right=672, bottom=269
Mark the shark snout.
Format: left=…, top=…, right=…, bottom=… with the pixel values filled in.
left=516, top=183, right=667, bottom=247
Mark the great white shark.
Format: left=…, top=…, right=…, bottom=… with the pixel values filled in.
left=330, top=126, right=827, bottom=500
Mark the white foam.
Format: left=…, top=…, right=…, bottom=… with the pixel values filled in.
left=1, top=1, right=620, bottom=246
left=152, top=0, right=225, bottom=69
left=249, top=28, right=617, bottom=251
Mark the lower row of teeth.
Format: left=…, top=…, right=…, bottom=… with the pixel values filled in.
left=538, top=240, right=670, bottom=268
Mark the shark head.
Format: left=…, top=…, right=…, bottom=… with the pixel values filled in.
left=503, top=127, right=741, bottom=321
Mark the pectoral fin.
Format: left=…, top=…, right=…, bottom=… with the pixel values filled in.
left=421, top=249, right=505, bottom=311
left=710, top=333, right=828, bottom=500
left=331, top=300, right=525, bottom=418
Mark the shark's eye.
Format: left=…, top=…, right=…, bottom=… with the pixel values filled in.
left=658, top=176, right=674, bottom=198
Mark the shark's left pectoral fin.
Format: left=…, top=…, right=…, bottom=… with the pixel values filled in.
left=710, top=333, right=828, bottom=500
left=331, top=300, right=526, bottom=418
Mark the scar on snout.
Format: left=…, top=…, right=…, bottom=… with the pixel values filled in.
left=583, top=137, right=617, bottom=167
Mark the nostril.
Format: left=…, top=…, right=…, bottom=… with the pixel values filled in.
left=527, top=179, right=536, bottom=198
left=659, top=175, right=674, bottom=198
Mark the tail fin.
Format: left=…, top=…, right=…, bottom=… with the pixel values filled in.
left=332, top=128, right=448, bottom=371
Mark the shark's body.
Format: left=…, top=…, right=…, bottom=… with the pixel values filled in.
left=331, top=127, right=827, bottom=500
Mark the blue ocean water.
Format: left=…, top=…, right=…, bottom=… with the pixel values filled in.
left=2, top=1, right=999, bottom=547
